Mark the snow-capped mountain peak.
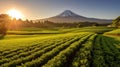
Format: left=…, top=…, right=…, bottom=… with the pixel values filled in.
left=57, top=10, right=80, bottom=17
left=39, top=10, right=111, bottom=23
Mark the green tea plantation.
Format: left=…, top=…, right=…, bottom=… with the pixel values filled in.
left=0, top=27, right=120, bottom=67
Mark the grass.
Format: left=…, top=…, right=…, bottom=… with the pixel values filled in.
left=0, top=26, right=120, bottom=67
left=7, top=26, right=116, bottom=35
left=0, top=26, right=116, bottom=51
left=104, top=28, right=120, bottom=35
left=0, top=32, right=88, bottom=51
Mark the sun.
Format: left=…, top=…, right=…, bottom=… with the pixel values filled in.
left=7, top=9, right=23, bottom=20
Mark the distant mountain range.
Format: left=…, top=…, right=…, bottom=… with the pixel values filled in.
left=37, top=10, right=112, bottom=24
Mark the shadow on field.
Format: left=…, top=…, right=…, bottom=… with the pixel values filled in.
left=0, top=35, right=5, bottom=40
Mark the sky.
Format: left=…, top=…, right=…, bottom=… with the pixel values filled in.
left=0, top=0, right=120, bottom=20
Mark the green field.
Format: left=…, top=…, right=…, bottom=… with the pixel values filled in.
left=0, top=27, right=120, bottom=67
left=104, top=29, right=120, bottom=35
left=7, top=26, right=116, bottom=34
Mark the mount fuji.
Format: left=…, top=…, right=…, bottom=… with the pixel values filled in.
left=39, top=10, right=112, bottom=24
left=57, top=10, right=81, bottom=17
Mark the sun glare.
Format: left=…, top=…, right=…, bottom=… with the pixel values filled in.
left=7, top=9, right=23, bottom=20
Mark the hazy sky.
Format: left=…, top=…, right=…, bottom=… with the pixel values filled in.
left=0, top=0, right=120, bottom=20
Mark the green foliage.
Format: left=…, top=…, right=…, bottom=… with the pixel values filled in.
left=104, top=29, right=120, bottom=35
left=0, top=27, right=120, bottom=67
left=0, top=14, right=10, bottom=36
left=6, top=26, right=115, bottom=35
left=112, top=16, right=120, bottom=27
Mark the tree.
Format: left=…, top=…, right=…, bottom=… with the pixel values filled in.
left=112, top=16, right=120, bottom=27
left=76, top=23, right=81, bottom=28
left=92, top=22, right=99, bottom=27
left=0, top=14, right=10, bottom=36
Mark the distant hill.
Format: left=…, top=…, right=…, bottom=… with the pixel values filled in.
left=37, top=10, right=112, bottom=24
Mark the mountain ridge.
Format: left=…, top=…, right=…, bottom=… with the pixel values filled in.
left=37, top=10, right=112, bottom=24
